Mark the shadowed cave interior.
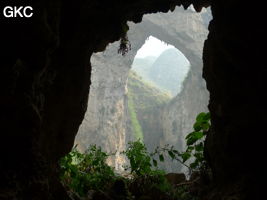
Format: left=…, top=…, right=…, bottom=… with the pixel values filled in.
left=0, top=0, right=266, bottom=199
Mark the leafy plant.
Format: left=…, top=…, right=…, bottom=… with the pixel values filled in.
left=123, top=140, right=171, bottom=197
left=150, top=144, right=190, bottom=169
left=59, top=145, right=115, bottom=197
left=150, top=112, right=211, bottom=172
left=59, top=112, right=211, bottom=199
left=181, top=112, right=210, bottom=170
left=123, top=140, right=153, bottom=176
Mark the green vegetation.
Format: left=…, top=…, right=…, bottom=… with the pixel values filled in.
left=59, top=145, right=115, bottom=197
left=127, top=70, right=171, bottom=142
left=60, top=141, right=174, bottom=199
left=181, top=112, right=210, bottom=170
left=59, top=112, right=211, bottom=199
left=123, top=140, right=157, bottom=176
left=123, top=140, right=172, bottom=196
left=128, top=91, right=144, bottom=141
left=127, top=70, right=171, bottom=113
left=149, top=112, right=211, bottom=172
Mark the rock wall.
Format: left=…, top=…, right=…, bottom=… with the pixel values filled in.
left=160, top=64, right=209, bottom=172
left=74, top=42, right=136, bottom=170
left=203, top=2, right=267, bottom=199
left=75, top=6, right=210, bottom=172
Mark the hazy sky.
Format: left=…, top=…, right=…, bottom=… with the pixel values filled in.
left=135, top=36, right=175, bottom=58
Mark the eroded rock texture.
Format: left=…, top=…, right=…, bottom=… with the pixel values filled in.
left=0, top=0, right=266, bottom=199
left=74, top=43, right=135, bottom=171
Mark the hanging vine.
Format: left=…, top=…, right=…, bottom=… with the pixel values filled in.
left=118, top=23, right=131, bottom=56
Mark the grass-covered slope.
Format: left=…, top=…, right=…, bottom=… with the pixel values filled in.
left=127, top=70, right=171, bottom=113
left=127, top=93, right=144, bottom=141
left=127, top=70, right=171, bottom=147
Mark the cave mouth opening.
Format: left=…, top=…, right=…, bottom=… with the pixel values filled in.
left=74, top=5, right=211, bottom=173
left=64, top=7, right=212, bottom=197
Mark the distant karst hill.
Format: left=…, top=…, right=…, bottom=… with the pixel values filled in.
left=132, top=48, right=190, bottom=96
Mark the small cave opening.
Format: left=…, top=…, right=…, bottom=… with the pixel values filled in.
left=68, top=6, right=212, bottom=196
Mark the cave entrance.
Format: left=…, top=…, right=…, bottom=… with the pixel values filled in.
left=74, top=6, right=212, bottom=173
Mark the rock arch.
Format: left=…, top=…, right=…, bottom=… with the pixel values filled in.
left=75, top=6, right=210, bottom=172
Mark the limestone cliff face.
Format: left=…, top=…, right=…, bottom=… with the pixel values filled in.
left=75, top=6, right=210, bottom=172
left=160, top=68, right=209, bottom=173
left=74, top=43, right=134, bottom=170
left=141, top=6, right=210, bottom=173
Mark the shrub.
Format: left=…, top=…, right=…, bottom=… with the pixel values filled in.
left=59, top=145, right=115, bottom=197
left=181, top=112, right=210, bottom=170
left=59, top=112, right=211, bottom=199
left=123, top=140, right=153, bottom=176
left=149, top=112, right=211, bottom=173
